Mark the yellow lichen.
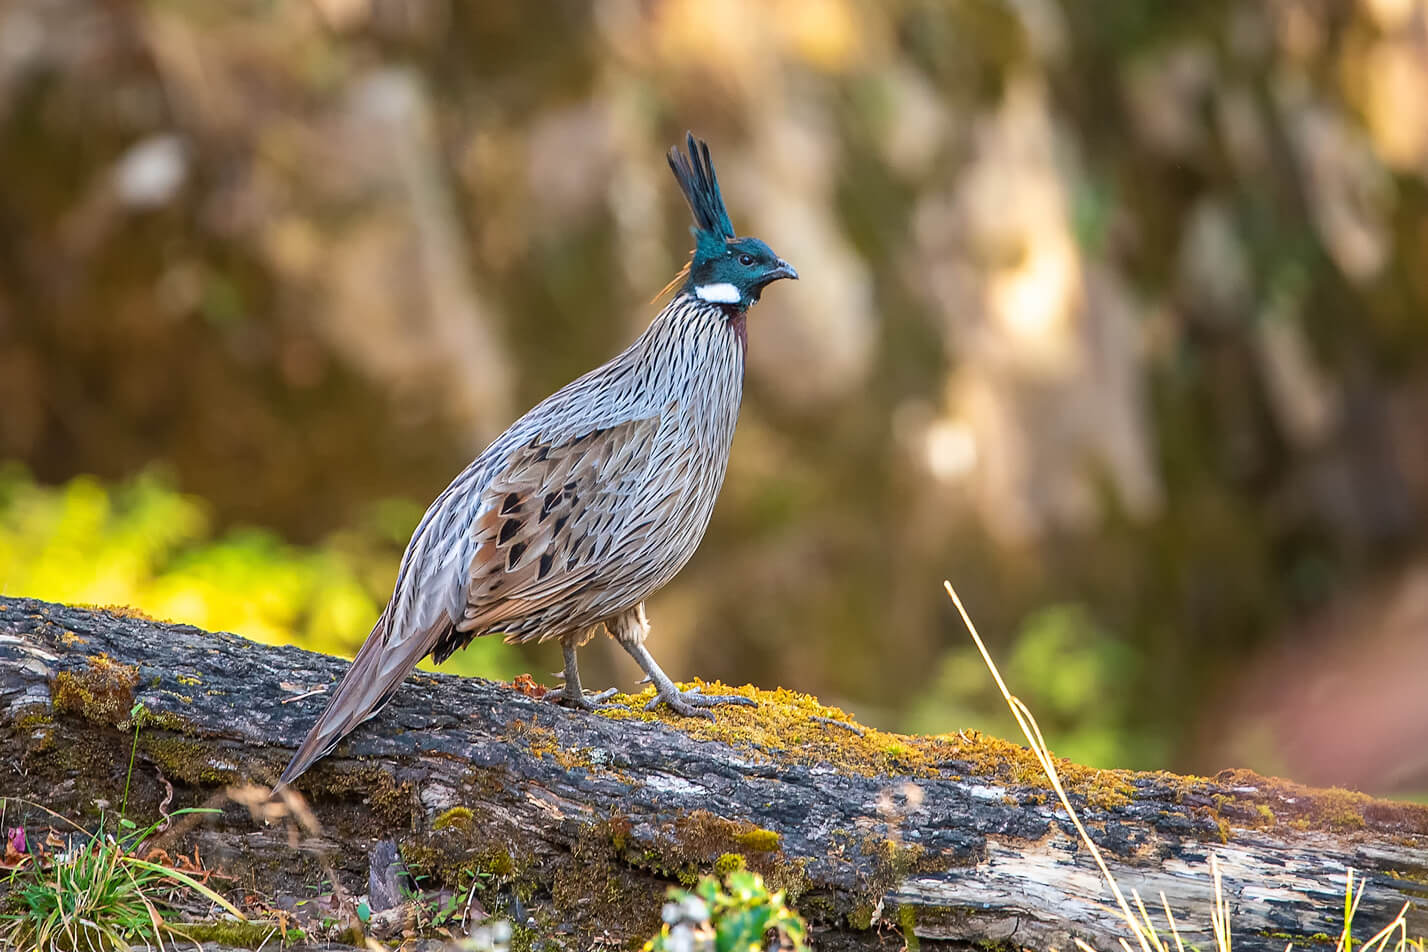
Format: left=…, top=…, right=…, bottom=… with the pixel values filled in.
left=73, top=603, right=160, bottom=622
left=714, top=853, right=746, bottom=876
left=633, top=810, right=807, bottom=899
left=599, top=681, right=1134, bottom=806
left=510, top=719, right=622, bottom=776
left=731, top=828, right=781, bottom=852
left=433, top=806, right=475, bottom=832
left=1207, top=769, right=1425, bottom=835
left=51, top=655, right=140, bottom=726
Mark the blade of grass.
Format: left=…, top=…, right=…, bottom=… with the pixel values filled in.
left=1159, top=892, right=1186, bottom=952
left=123, top=858, right=246, bottom=919
left=944, top=580, right=1160, bottom=952
left=1211, top=855, right=1231, bottom=952
left=1357, top=902, right=1409, bottom=952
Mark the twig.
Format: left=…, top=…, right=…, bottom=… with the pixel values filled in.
left=810, top=715, right=865, bottom=736
left=281, top=686, right=328, bottom=705
left=155, top=769, right=175, bottom=833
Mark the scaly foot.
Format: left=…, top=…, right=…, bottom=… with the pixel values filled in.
left=546, top=639, right=620, bottom=711
left=545, top=685, right=619, bottom=712
left=644, top=684, right=757, bottom=719
left=610, top=611, right=758, bottom=719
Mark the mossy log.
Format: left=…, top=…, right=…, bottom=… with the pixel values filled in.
left=3, top=596, right=1426, bottom=951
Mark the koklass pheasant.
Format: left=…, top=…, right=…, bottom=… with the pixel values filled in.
left=279, top=134, right=797, bottom=786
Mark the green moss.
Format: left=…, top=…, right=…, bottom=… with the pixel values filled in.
left=714, top=853, right=746, bottom=876
left=550, top=817, right=665, bottom=940
left=131, top=705, right=193, bottom=733
left=598, top=682, right=1134, bottom=806
left=843, top=834, right=926, bottom=931
left=509, top=921, right=540, bottom=952
left=1258, top=931, right=1335, bottom=946
left=402, top=803, right=528, bottom=898
left=433, top=806, right=475, bottom=832
left=847, top=902, right=877, bottom=930
left=301, top=765, right=415, bottom=828
left=169, top=921, right=305, bottom=948
left=1203, top=769, right=1427, bottom=837
left=541, top=813, right=804, bottom=938
left=899, top=903, right=920, bottom=949
left=14, top=708, right=55, bottom=732
left=141, top=735, right=243, bottom=785
left=627, top=810, right=807, bottom=900
left=731, top=828, right=780, bottom=852
left=402, top=836, right=518, bottom=887
left=974, top=938, right=1021, bottom=952
left=51, top=655, right=140, bottom=726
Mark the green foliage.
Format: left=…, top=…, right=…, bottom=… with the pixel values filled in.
left=0, top=465, right=519, bottom=679
left=0, top=804, right=239, bottom=951
left=904, top=602, right=1166, bottom=769
left=644, top=869, right=807, bottom=952
left=2, top=705, right=249, bottom=951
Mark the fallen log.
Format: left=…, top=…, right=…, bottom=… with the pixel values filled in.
left=2, top=595, right=1425, bottom=950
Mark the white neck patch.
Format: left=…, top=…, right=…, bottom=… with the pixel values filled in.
left=694, top=282, right=741, bottom=304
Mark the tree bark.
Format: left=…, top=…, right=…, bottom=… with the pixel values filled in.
left=2, top=596, right=1426, bottom=950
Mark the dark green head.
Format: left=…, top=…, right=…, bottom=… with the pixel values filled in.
left=667, top=133, right=798, bottom=310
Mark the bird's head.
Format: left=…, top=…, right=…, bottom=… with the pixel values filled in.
left=667, top=133, right=797, bottom=310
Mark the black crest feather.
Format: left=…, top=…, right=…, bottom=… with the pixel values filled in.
left=667, top=132, right=735, bottom=242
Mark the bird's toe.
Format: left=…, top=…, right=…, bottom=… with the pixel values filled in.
left=645, top=685, right=753, bottom=717
left=547, top=686, right=621, bottom=712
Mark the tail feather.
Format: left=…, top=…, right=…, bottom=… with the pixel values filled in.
left=276, top=611, right=441, bottom=789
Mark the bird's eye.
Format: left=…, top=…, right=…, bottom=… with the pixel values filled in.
left=738, top=254, right=754, bottom=266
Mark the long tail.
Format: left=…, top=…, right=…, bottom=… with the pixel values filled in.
left=276, top=609, right=437, bottom=788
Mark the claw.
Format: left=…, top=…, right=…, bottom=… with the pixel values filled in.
left=546, top=686, right=622, bottom=712
left=643, top=685, right=756, bottom=718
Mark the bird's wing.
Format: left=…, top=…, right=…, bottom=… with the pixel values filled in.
left=278, top=399, right=674, bottom=787
left=453, top=410, right=675, bottom=642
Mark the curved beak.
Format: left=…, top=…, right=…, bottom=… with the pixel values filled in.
left=750, top=257, right=798, bottom=303
left=767, top=258, right=799, bottom=283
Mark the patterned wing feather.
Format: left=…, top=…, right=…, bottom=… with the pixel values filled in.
left=438, top=412, right=669, bottom=653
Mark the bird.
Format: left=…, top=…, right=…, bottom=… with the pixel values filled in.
left=277, top=133, right=797, bottom=787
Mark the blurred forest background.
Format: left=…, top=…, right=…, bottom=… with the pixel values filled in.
left=3, top=0, right=1427, bottom=795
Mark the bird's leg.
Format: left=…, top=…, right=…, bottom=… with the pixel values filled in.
left=545, top=635, right=618, bottom=711
left=608, top=603, right=756, bottom=719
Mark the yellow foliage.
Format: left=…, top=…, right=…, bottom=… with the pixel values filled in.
left=0, top=466, right=519, bottom=678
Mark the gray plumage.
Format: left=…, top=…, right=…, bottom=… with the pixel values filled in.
left=278, top=134, right=797, bottom=786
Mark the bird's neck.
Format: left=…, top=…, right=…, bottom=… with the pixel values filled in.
left=633, top=293, right=746, bottom=407
left=727, top=309, right=748, bottom=356
left=648, top=292, right=747, bottom=347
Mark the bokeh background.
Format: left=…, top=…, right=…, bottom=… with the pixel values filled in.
left=3, top=0, right=1427, bottom=795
